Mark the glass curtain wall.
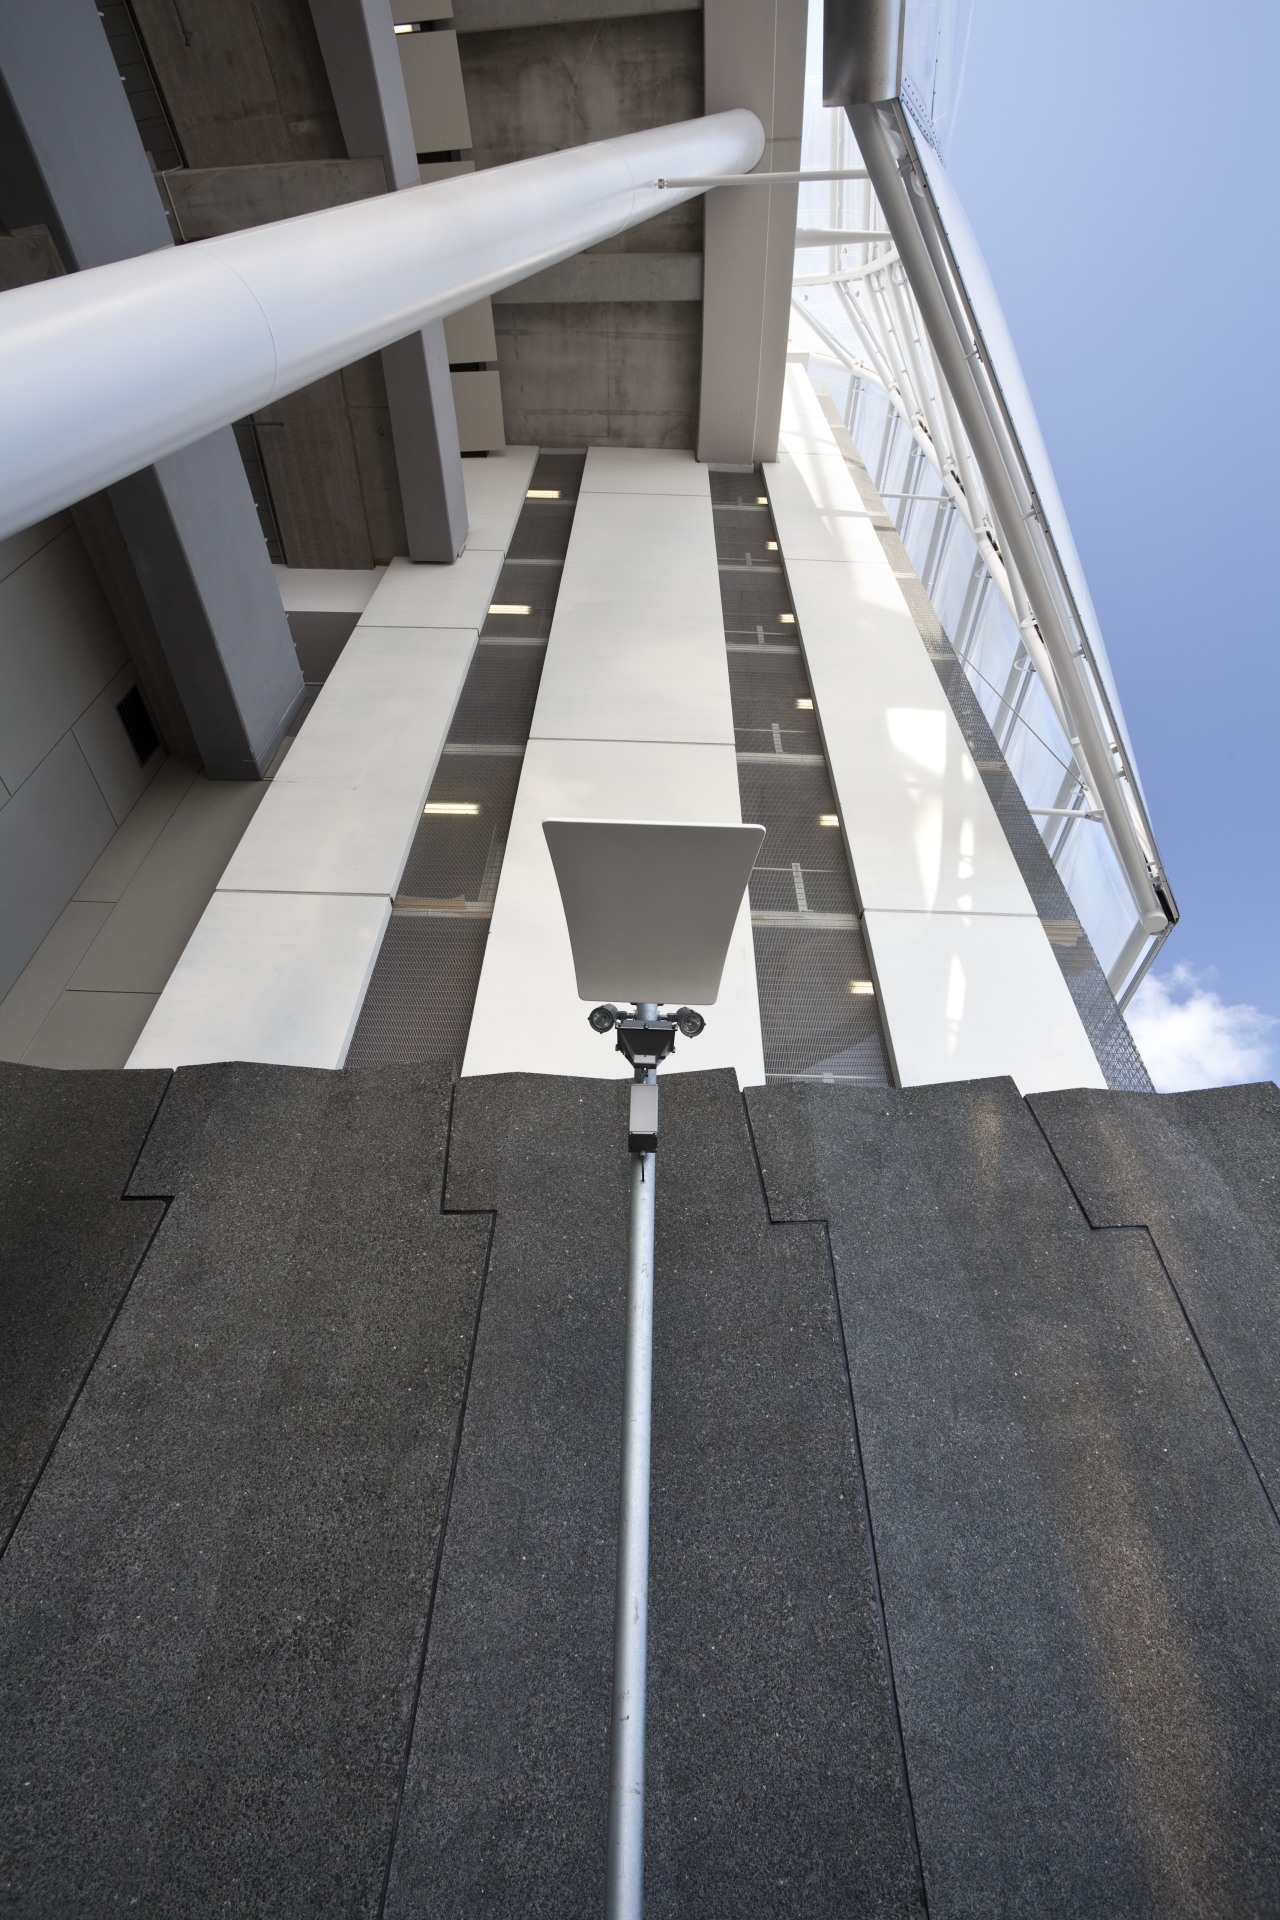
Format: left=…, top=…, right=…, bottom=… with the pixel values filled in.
left=790, top=79, right=1162, bottom=1001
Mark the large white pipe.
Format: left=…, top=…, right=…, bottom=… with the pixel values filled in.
left=0, top=111, right=763, bottom=541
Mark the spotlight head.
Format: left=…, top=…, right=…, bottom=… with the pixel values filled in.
left=673, top=1007, right=705, bottom=1039
left=588, top=1003, right=619, bottom=1034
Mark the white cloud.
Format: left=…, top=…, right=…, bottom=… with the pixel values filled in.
left=1128, top=964, right=1278, bottom=1092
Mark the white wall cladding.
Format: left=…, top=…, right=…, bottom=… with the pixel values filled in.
left=0, top=514, right=162, bottom=999
left=129, top=448, right=538, bottom=1070
left=766, top=368, right=1104, bottom=1094
left=465, top=446, right=766, bottom=1086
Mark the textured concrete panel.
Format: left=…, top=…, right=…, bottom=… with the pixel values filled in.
left=457, top=13, right=701, bottom=167
left=495, top=300, right=702, bottom=450
left=0, top=1062, right=489, bottom=1915
left=385, top=1070, right=920, bottom=1917
left=747, top=1075, right=1280, bottom=1917
left=1032, top=1081, right=1280, bottom=1510
left=0, top=1062, right=168, bottom=1546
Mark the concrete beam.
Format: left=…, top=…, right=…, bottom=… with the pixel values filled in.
left=451, top=0, right=699, bottom=27
left=308, top=0, right=469, bottom=562
left=0, top=0, right=305, bottom=779
left=698, top=0, right=807, bottom=464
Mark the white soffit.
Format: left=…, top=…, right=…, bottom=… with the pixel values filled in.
left=127, top=891, right=390, bottom=1070
left=863, top=909, right=1106, bottom=1095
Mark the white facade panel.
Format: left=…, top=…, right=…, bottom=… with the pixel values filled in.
left=783, top=556, right=1034, bottom=916
left=461, top=445, right=538, bottom=553
left=463, top=738, right=764, bottom=1086
left=768, top=361, right=1103, bottom=1090
left=531, top=490, right=732, bottom=747
left=219, top=625, right=475, bottom=897
left=359, top=550, right=503, bottom=628
left=128, top=891, right=390, bottom=1071
left=272, top=566, right=384, bottom=613
left=579, top=447, right=711, bottom=497
left=863, top=909, right=1106, bottom=1094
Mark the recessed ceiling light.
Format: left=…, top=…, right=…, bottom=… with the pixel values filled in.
left=795, top=697, right=813, bottom=710
left=526, top=488, right=560, bottom=499
left=767, top=540, right=778, bottom=551
left=756, top=495, right=768, bottom=505
left=489, top=603, right=532, bottom=615
left=393, top=21, right=414, bottom=31
left=423, top=801, right=479, bottom=816
left=848, top=980, right=875, bottom=995
left=819, top=813, right=839, bottom=827
left=779, top=612, right=796, bottom=624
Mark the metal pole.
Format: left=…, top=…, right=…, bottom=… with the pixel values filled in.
left=605, top=1019, right=658, bottom=1920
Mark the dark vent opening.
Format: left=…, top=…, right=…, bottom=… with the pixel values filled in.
left=116, top=685, right=159, bottom=765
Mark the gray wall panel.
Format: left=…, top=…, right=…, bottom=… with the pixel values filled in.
left=0, top=737, right=116, bottom=1000
left=0, top=527, right=127, bottom=794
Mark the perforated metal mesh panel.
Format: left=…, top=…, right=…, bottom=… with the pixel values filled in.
left=737, top=760, right=858, bottom=919
left=398, top=753, right=523, bottom=907
left=481, top=561, right=561, bottom=643
left=727, top=648, right=821, bottom=755
left=752, top=923, right=888, bottom=1082
left=711, top=504, right=778, bottom=566
left=713, top=468, right=892, bottom=1085
left=448, top=646, right=545, bottom=746
left=346, top=916, right=490, bottom=1070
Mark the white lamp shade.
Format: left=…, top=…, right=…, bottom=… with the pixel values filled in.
left=543, top=817, right=765, bottom=1005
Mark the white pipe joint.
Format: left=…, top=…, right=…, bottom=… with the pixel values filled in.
left=0, top=110, right=764, bottom=540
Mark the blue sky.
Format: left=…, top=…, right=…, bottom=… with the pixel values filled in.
left=938, top=0, right=1279, bottom=1083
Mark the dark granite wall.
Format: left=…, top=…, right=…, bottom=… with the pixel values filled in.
left=1, top=1062, right=1277, bottom=1916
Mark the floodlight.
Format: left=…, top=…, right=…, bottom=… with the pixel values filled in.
left=544, top=816, right=763, bottom=1920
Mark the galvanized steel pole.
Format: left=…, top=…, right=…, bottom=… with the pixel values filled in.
left=605, top=1026, right=659, bottom=1920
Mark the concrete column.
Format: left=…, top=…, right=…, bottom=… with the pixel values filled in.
left=698, top=0, right=808, bottom=465
left=0, top=0, right=305, bottom=779
left=308, top=0, right=469, bottom=562
left=766, top=367, right=1106, bottom=1094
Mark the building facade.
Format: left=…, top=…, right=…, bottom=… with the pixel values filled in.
left=1, top=4, right=1277, bottom=1915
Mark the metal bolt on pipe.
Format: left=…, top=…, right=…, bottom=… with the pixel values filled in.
left=0, top=110, right=763, bottom=541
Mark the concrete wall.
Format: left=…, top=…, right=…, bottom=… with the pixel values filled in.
left=0, top=514, right=163, bottom=1000
left=459, top=10, right=706, bottom=449
left=2, top=1063, right=1277, bottom=1914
